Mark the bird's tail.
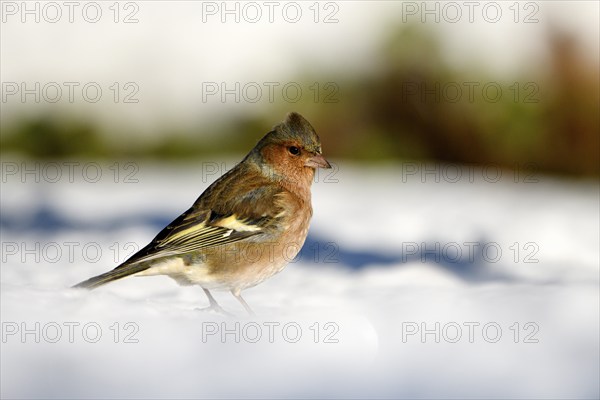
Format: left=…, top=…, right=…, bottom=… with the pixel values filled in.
left=72, top=262, right=149, bottom=290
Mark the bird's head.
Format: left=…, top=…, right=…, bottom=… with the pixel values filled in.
left=248, top=112, right=331, bottom=187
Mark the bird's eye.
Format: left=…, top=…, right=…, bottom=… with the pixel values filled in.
left=288, top=146, right=300, bottom=155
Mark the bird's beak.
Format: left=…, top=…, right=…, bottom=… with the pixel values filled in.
left=305, top=153, right=332, bottom=169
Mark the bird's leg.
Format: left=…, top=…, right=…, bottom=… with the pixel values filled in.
left=231, top=290, right=255, bottom=315
left=197, top=288, right=231, bottom=315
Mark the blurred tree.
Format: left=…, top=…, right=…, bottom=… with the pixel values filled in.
left=2, top=25, right=598, bottom=177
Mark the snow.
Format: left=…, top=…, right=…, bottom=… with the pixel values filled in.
left=1, top=161, right=598, bottom=399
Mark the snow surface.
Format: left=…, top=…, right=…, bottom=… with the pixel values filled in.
left=1, top=161, right=598, bottom=399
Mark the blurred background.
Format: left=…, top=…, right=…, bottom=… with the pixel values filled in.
left=1, top=1, right=598, bottom=175
left=1, top=1, right=599, bottom=399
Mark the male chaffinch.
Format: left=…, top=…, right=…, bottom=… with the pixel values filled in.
left=74, top=112, right=331, bottom=314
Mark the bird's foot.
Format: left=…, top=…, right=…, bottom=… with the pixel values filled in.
left=195, top=304, right=233, bottom=316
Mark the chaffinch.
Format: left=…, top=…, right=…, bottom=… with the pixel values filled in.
left=74, top=112, right=331, bottom=314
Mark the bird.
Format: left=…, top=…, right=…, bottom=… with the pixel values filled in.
left=73, top=112, right=331, bottom=314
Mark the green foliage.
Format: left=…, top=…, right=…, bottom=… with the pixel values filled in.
left=2, top=26, right=598, bottom=177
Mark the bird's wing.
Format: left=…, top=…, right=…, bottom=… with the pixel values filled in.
left=117, top=180, right=285, bottom=267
